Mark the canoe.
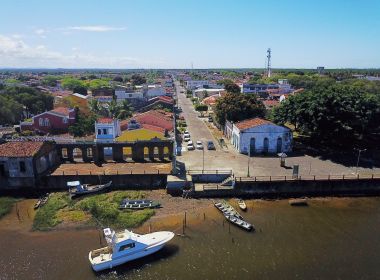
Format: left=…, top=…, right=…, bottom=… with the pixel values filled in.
left=289, top=198, right=308, bottom=206
left=237, top=199, right=247, bottom=211
left=224, top=214, right=254, bottom=232
left=214, top=202, right=243, bottom=219
left=69, top=181, right=112, bottom=198
left=119, top=199, right=161, bottom=210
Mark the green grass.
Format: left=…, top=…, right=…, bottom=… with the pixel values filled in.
left=33, top=191, right=154, bottom=231
left=0, top=197, right=19, bottom=219
left=32, top=193, right=70, bottom=231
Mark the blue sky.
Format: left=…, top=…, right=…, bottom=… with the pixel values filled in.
left=0, top=0, right=379, bottom=68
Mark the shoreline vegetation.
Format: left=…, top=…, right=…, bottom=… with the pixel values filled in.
left=0, top=197, right=19, bottom=219
left=32, top=191, right=154, bottom=231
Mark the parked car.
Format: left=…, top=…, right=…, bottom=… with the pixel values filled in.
left=207, top=141, right=215, bottom=150
left=187, top=141, right=195, bottom=150
left=208, top=116, right=213, bottom=122
left=196, top=140, right=203, bottom=150
left=184, top=130, right=189, bottom=135
left=184, top=134, right=191, bottom=142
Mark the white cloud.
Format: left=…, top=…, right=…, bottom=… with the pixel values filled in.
left=0, top=34, right=162, bottom=68
left=65, top=25, right=127, bottom=32
left=34, top=29, right=47, bottom=35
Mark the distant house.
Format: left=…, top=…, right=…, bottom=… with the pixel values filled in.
left=225, top=118, right=292, bottom=154
left=115, top=86, right=144, bottom=102
left=186, top=80, right=212, bottom=90
left=145, top=85, right=166, bottom=98
left=0, top=141, right=58, bottom=188
left=132, top=110, right=173, bottom=132
left=20, top=107, right=76, bottom=134
left=91, top=88, right=114, bottom=97
left=193, top=88, right=226, bottom=100
left=138, top=96, right=174, bottom=112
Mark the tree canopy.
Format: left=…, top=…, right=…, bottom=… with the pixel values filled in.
left=214, top=93, right=266, bottom=125
left=272, top=84, right=380, bottom=147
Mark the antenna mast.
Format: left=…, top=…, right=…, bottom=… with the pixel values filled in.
left=266, top=48, right=271, bottom=78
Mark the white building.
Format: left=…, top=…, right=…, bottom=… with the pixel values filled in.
left=145, top=85, right=166, bottom=98
left=115, top=86, right=144, bottom=102
left=193, top=88, right=226, bottom=99
left=95, top=118, right=121, bottom=155
left=225, top=118, right=292, bottom=154
left=186, top=80, right=212, bottom=90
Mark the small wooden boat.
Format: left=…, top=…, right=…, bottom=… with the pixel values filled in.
left=34, top=193, right=50, bottom=209
left=214, top=202, right=243, bottom=219
left=224, top=214, right=254, bottom=231
left=68, top=181, right=112, bottom=198
left=237, top=199, right=247, bottom=211
left=289, top=198, right=308, bottom=206
left=119, top=199, right=160, bottom=210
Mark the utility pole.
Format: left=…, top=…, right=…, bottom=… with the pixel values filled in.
left=355, top=148, right=367, bottom=174
left=247, top=148, right=251, bottom=177
left=202, top=147, right=205, bottom=171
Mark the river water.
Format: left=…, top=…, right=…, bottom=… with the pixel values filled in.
left=1, top=197, right=380, bottom=280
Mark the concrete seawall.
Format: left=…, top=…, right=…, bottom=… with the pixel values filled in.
left=191, top=178, right=380, bottom=198
left=38, top=174, right=167, bottom=190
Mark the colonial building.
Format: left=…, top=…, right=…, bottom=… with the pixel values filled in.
left=0, top=141, right=58, bottom=188
left=225, top=118, right=292, bottom=155
left=20, top=107, right=76, bottom=134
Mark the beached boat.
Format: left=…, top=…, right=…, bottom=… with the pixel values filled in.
left=289, top=198, right=308, bottom=206
left=68, top=181, right=112, bottom=198
left=224, top=214, right=254, bottom=231
left=34, top=193, right=50, bottom=209
left=119, top=199, right=160, bottom=210
left=89, top=228, right=175, bottom=272
left=214, top=202, right=243, bottom=219
left=237, top=199, right=247, bottom=211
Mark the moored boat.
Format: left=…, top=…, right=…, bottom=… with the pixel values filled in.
left=119, top=199, right=161, bottom=210
left=289, top=198, right=308, bottom=206
left=237, top=199, right=247, bottom=211
left=68, top=181, right=112, bottom=198
left=224, top=214, right=254, bottom=231
left=34, top=193, right=50, bottom=209
left=89, top=228, right=174, bottom=271
left=214, top=201, right=243, bottom=219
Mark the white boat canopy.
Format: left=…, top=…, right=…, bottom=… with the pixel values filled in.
left=67, top=181, right=81, bottom=187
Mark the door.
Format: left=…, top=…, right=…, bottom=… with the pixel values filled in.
left=277, top=137, right=283, bottom=153
left=249, top=138, right=255, bottom=156
left=263, top=138, right=269, bottom=153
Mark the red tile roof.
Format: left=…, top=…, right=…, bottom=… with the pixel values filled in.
left=0, top=141, right=45, bottom=157
left=97, top=117, right=114, bottom=124
left=235, top=118, right=273, bottom=131
left=141, top=124, right=166, bottom=134
left=263, top=100, right=280, bottom=107
left=51, top=107, right=71, bottom=116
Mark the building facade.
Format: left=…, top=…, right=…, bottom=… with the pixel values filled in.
left=20, top=107, right=76, bottom=134
left=0, top=141, right=58, bottom=188
left=226, top=118, right=292, bottom=155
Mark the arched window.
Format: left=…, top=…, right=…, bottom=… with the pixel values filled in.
left=44, top=118, right=50, bottom=126
left=39, top=118, right=44, bottom=126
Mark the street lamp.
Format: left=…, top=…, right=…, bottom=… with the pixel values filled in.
left=202, top=146, right=205, bottom=171
left=355, top=148, right=367, bottom=174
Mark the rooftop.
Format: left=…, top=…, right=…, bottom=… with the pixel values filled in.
left=0, top=141, right=45, bottom=157
left=97, top=117, right=114, bottom=124
left=51, top=107, right=72, bottom=116
left=235, top=118, right=273, bottom=131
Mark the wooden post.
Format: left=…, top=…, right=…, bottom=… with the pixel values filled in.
left=184, top=211, right=187, bottom=227
left=343, top=175, right=345, bottom=180
left=228, top=222, right=231, bottom=234
left=149, top=223, right=152, bottom=233
left=203, top=213, right=205, bottom=220
left=314, top=175, right=316, bottom=181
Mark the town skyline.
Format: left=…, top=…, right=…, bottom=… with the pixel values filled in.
left=1, top=0, right=379, bottom=69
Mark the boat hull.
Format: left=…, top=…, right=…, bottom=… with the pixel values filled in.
left=90, top=243, right=165, bottom=272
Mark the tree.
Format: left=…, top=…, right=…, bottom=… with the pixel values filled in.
left=195, top=104, right=208, bottom=116
left=131, top=74, right=146, bottom=86
left=73, top=85, right=87, bottom=95
left=113, top=76, right=123, bottom=82
left=272, top=84, right=380, bottom=148
left=61, top=77, right=85, bottom=91
left=224, top=81, right=241, bottom=94
left=214, top=93, right=266, bottom=125
left=68, top=109, right=97, bottom=137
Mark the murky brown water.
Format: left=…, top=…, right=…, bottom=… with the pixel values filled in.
left=1, top=197, right=380, bottom=280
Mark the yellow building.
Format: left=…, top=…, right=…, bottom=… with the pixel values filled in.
left=116, top=128, right=166, bottom=155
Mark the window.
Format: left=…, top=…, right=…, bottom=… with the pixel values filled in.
left=44, top=118, right=50, bottom=126
left=129, top=94, right=132, bottom=97
left=62, top=117, right=68, bottom=124
left=98, top=129, right=102, bottom=135
left=119, top=243, right=135, bottom=252
left=39, top=118, right=44, bottom=126
left=103, top=128, right=107, bottom=135
left=19, top=161, right=26, bottom=172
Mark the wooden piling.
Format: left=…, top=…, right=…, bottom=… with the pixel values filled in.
left=228, top=222, right=231, bottom=234
left=149, top=223, right=152, bottom=233
left=203, top=213, right=206, bottom=220
left=184, top=211, right=187, bottom=227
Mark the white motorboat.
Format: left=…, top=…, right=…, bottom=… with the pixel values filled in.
left=89, top=228, right=175, bottom=272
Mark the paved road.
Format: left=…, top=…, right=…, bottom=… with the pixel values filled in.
left=175, top=81, right=214, bottom=144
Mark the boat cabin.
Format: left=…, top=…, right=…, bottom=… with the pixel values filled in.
left=67, top=181, right=85, bottom=192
